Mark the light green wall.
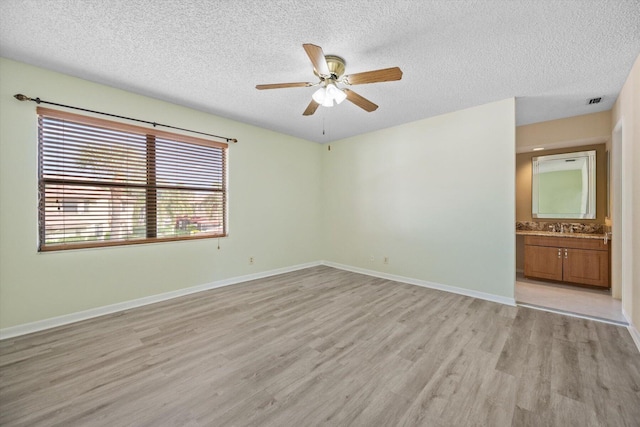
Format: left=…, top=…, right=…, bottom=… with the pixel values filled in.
left=0, top=58, right=323, bottom=329
left=0, top=57, right=517, bottom=330
left=321, top=99, right=516, bottom=298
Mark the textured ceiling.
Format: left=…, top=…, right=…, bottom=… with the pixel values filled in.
left=1, top=0, right=639, bottom=143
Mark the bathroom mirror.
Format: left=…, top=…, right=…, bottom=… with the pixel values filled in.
left=532, top=150, right=596, bottom=219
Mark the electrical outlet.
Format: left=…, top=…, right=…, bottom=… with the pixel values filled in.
left=383, top=256, right=389, bottom=264
left=249, top=256, right=254, bottom=265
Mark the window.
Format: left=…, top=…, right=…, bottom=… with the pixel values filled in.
left=37, top=107, right=227, bottom=251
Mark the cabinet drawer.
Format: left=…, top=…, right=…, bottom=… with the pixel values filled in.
left=524, top=235, right=608, bottom=251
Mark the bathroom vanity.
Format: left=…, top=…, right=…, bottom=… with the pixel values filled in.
left=520, top=232, right=610, bottom=288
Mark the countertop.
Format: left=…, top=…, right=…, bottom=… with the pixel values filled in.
left=516, top=230, right=609, bottom=240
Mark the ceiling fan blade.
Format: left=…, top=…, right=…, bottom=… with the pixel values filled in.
left=344, top=67, right=403, bottom=85
left=303, top=44, right=330, bottom=76
left=303, top=100, right=320, bottom=116
left=256, top=82, right=312, bottom=90
left=344, top=89, right=378, bottom=112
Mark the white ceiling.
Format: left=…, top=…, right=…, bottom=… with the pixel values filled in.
left=1, top=1, right=639, bottom=143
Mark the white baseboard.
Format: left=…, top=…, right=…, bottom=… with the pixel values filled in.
left=4, top=260, right=632, bottom=347
left=0, top=261, right=321, bottom=340
left=622, top=308, right=640, bottom=353
left=321, top=261, right=516, bottom=306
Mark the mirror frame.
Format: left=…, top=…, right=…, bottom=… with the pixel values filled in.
left=606, top=149, right=611, bottom=219
left=532, top=150, right=596, bottom=219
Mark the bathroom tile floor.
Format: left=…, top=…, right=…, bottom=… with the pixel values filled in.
left=515, top=273, right=627, bottom=324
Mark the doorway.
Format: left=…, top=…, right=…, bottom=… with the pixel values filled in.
left=514, top=129, right=626, bottom=324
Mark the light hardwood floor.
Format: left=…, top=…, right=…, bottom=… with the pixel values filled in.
left=1, top=266, right=639, bottom=426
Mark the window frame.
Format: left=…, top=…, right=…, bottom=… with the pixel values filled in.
left=37, top=107, right=228, bottom=251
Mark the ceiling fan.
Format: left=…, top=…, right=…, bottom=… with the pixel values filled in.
left=256, top=44, right=403, bottom=116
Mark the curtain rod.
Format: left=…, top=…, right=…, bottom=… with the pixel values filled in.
left=13, top=94, right=238, bottom=144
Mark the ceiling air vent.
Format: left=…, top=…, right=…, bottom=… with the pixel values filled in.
left=588, top=97, right=602, bottom=104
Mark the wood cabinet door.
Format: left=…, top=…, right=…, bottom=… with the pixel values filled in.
left=563, top=248, right=609, bottom=287
left=524, top=245, right=563, bottom=281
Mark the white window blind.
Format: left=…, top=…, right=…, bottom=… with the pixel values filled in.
left=37, top=107, right=227, bottom=251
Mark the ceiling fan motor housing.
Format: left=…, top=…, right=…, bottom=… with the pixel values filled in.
left=314, top=55, right=346, bottom=80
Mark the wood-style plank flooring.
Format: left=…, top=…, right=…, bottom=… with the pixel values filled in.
left=1, top=266, right=639, bottom=426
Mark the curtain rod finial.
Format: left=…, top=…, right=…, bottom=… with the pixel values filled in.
left=230, top=139, right=238, bottom=143
left=14, top=94, right=31, bottom=101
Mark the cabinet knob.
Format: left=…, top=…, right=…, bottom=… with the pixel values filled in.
left=564, top=248, right=568, bottom=259
left=558, top=249, right=561, bottom=258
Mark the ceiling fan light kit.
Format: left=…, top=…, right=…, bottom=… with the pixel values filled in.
left=256, top=44, right=402, bottom=115
left=312, top=83, right=346, bottom=107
